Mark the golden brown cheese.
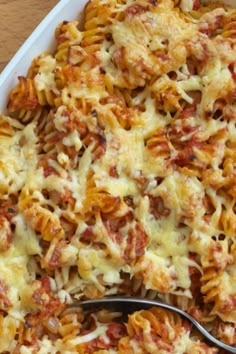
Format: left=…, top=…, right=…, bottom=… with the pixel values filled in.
left=1, top=0, right=236, bottom=351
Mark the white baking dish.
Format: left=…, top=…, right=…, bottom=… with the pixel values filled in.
left=0, top=0, right=235, bottom=113
left=0, top=0, right=88, bottom=113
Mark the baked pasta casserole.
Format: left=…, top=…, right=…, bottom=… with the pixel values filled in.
left=0, top=0, right=236, bottom=352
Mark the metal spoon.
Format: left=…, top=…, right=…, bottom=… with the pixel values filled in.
left=74, top=296, right=236, bottom=353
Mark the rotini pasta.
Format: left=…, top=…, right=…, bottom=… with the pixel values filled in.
left=0, top=0, right=236, bottom=352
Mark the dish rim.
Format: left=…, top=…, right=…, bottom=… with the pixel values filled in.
left=0, top=0, right=88, bottom=113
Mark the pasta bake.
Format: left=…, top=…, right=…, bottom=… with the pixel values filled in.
left=0, top=0, right=236, bottom=352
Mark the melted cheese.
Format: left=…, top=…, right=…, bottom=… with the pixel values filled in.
left=1, top=0, right=236, bottom=351
left=34, top=55, right=58, bottom=93
left=69, top=322, right=108, bottom=346
left=0, top=214, right=40, bottom=316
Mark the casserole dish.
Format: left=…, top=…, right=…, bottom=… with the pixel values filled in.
left=0, top=0, right=236, bottom=352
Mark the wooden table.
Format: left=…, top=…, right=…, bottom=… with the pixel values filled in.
left=0, top=0, right=59, bottom=73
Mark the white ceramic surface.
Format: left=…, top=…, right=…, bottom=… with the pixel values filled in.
left=0, top=0, right=88, bottom=113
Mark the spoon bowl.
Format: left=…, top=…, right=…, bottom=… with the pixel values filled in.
left=70, top=296, right=236, bottom=353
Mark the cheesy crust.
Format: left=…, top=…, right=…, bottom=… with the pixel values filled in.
left=0, top=0, right=236, bottom=352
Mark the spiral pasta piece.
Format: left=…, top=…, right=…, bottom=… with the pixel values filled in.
left=222, top=10, right=236, bottom=40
